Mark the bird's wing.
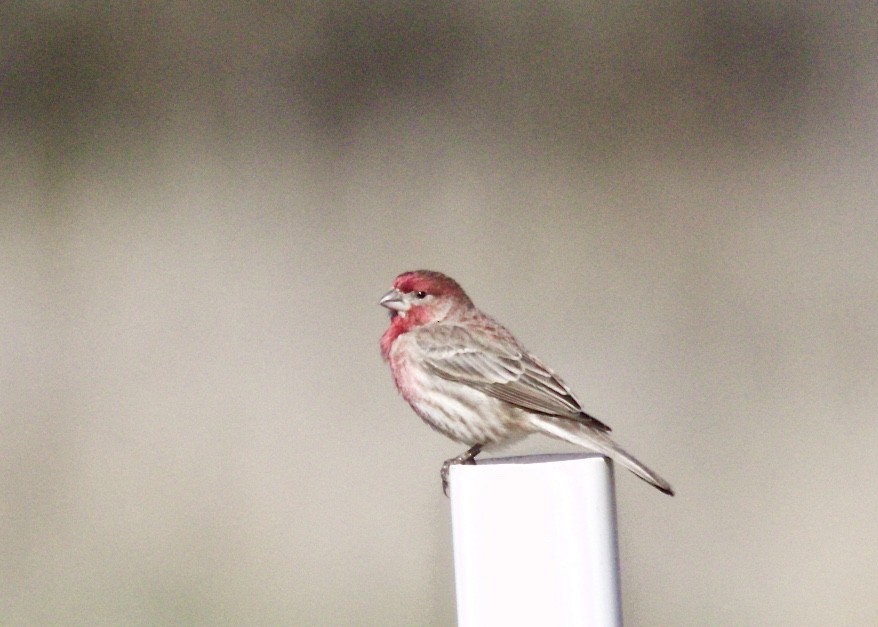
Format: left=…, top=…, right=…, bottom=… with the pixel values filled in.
left=416, top=324, right=611, bottom=432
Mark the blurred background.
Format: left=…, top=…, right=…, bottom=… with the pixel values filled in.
left=2, top=2, right=877, bottom=625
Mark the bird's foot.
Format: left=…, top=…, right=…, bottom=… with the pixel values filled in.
left=441, top=444, right=483, bottom=496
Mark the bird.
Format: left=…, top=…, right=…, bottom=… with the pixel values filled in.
left=379, top=270, right=674, bottom=496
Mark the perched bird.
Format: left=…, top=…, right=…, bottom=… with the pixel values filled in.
left=379, top=270, right=674, bottom=496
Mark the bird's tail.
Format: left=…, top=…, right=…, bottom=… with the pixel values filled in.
left=528, top=414, right=674, bottom=496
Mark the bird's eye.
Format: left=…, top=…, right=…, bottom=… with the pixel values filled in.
left=415, top=291, right=427, bottom=299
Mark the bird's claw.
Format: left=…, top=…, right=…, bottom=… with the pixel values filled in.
left=441, top=444, right=483, bottom=496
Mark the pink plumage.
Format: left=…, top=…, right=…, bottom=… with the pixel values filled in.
left=380, top=270, right=673, bottom=496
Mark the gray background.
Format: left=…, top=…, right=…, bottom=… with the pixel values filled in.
left=2, top=3, right=877, bottom=625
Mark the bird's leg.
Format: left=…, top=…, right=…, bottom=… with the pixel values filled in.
left=441, top=444, right=483, bottom=496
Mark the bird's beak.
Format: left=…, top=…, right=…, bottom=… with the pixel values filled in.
left=379, top=288, right=408, bottom=312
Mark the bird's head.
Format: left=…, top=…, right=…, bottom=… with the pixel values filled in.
left=379, top=270, right=473, bottom=328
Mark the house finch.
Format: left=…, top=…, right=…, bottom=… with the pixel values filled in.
left=380, top=270, right=674, bottom=496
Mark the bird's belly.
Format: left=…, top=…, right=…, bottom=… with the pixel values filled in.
left=389, top=335, right=524, bottom=445
left=408, top=374, right=518, bottom=445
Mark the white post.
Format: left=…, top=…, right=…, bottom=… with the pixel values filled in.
left=449, top=453, right=622, bottom=627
